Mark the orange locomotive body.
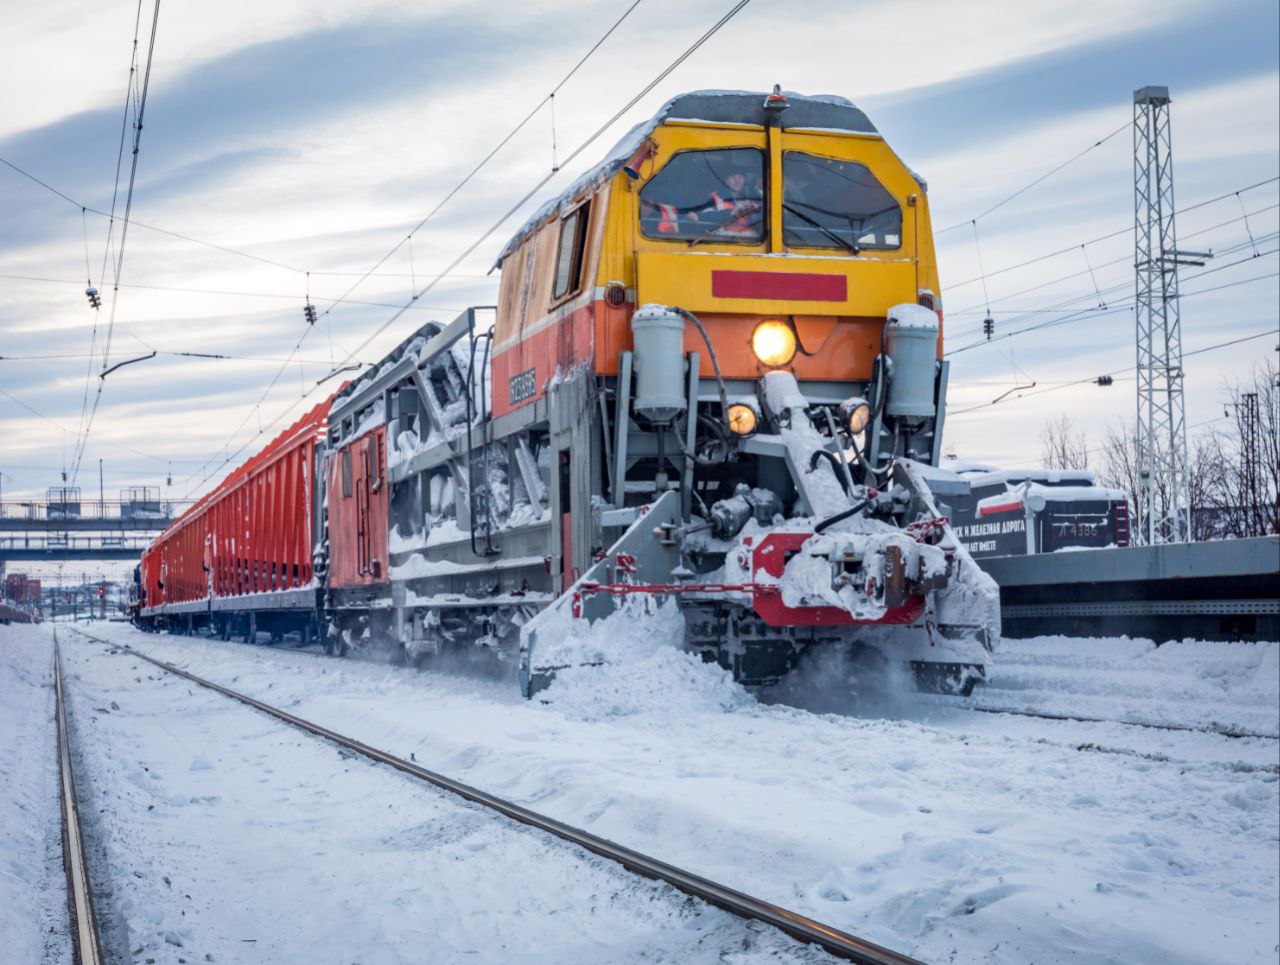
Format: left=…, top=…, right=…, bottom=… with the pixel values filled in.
left=139, top=90, right=998, bottom=694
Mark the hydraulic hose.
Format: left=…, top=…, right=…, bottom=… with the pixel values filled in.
left=814, top=497, right=872, bottom=535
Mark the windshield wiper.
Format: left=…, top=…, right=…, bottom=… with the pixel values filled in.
left=782, top=202, right=861, bottom=255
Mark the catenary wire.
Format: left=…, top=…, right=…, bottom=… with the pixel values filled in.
left=944, top=204, right=1279, bottom=321
left=310, top=0, right=645, bottom=326
left=177, top=0, right=754, bottom=501
left=939, top=176, right=1279, bottom=291
left=934, top=120, right=1131, bottom=235
left=0, top=155, right=307, bottom=274
left=175, top=2, right=650, bottom=493
left=69, top=0, right=162, bottom=484
left=947, top=326, right=1278, bottom=417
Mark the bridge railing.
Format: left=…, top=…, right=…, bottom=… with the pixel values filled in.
left=0, top=499, right=192, bottom=522
left=0, top=534, right=154, bottom=551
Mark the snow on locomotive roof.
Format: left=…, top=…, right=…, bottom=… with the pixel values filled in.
left=495, top=89, right=880, bottom=267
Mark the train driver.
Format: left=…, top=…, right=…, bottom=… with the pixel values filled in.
left=687, top=166, right=763, bottom=236
left=638, top=147, right=765, bottom=240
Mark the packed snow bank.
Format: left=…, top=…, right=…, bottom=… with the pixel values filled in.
left=537, top=598, right=750, bottom=721
left=0, top=624, right=70, bottom=964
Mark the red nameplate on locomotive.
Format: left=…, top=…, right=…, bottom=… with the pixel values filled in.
left=711, top=270, right=847, bottom=301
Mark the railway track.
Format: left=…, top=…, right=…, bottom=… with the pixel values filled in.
left=71, top=628, right=919, bottom=965
left=53, top=633, right=104, bottom=965
left=963, top=704, right=1279, bottom=741
left=138, top=624, right=1280, bottom=742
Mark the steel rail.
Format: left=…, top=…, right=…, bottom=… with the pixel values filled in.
left=53, top=636, right=105, bottom=965
left=966, top=704, right=1277, bottom=741
left=73, top=630, right=921, bottom=965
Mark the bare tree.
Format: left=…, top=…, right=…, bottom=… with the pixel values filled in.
left=1205, top=359, right=1279, bottom=538
left=1095, top=420, right=1213, bottom=542
left=1100, top=359, right=1279, bottom=542
left=1039, top=413, right=1090, bottom=470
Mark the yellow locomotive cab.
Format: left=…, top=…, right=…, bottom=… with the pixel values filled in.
left=492, top=88, right=942, bottom=416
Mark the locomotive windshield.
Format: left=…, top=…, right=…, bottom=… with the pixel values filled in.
left=781, top=152, right=901, bottom=251
left=639, top=147, right=765, bottom=243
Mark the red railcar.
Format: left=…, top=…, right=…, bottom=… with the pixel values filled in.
left=137, top=397, right=332, bottom=641
left=326, top=424, right=389, bottom=591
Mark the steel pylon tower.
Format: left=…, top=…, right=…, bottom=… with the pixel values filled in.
left=1132, top=86, right=1202, bottom=544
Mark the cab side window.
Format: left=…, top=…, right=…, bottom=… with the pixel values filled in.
left=639, top=147, right=765, bottom=243
left=551, top=202, right=591, bottom=302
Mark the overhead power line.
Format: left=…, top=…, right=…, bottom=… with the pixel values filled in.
left=327, top=0, right=755, bottom=379
left=940, top=175, right=1279, bottom=292
left=311, top=0, right=646, bottom=326
left=0, top=155, right=307, bottom=274
left=175, top=1, right=650, bottom=498
left=945, top=231, right=1276, bottom=344
left=178, top=0, right=754, bottom=501
left=944, top=205, right=1279, bottom=316
left=69, top=0, right=163, bottom=486
left=0, top=272, right=471, bottom=312
left=935, top=120, right=1131, bottom=235
left=946, top=248, right=1277, bottom=355
left=947, top=326, right=1279, bottom=417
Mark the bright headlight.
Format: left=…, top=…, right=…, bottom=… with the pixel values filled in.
left=727, top=403, right=758, bottom=435
left=751, top=321, right=797, bottom=367
left=847, top=402, right=871, bottom=434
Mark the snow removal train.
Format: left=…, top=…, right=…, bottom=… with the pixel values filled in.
left=134, top=89, right=1000, bottom=696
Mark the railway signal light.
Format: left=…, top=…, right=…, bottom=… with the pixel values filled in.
left=304, top=302, right=318, bottom=325
left=85, top=286, right=101, bottom=309
left=983, top=315, right=994, bottom=340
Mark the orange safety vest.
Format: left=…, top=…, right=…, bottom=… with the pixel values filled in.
left=711, top=192, right=751, bottom=233
left=656, top=203, right=679, bottom=234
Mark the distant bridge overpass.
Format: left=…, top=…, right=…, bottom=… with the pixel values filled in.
left=0, top=497, right=190, bottom=564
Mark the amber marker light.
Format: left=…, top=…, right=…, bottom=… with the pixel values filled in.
left=847, top=402, right=871, bottom=434
left=751, top=320, right=797, bottom=367
left=727, top=403, right=758, bottom=435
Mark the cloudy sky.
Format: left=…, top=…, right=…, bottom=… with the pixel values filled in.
left=2, top=0, right=1277, bottom=570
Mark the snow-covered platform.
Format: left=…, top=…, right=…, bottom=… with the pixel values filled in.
left=981, top=535, right=1280, bottom=642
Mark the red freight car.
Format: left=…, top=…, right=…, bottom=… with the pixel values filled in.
left=137, top=397, right=332, bottom=642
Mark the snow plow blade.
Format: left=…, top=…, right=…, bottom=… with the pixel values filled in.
left=518, top=491, right=683, bottom=698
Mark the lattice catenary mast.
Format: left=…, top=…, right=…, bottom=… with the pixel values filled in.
left=1132, top=86, right=1208, bottom=544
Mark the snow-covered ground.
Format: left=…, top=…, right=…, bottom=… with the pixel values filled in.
left=0, top=623, right=71, bottom=965
left=43, top=626, right=834, bottom=964
left=61, top=620, right=1279, bottom=965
